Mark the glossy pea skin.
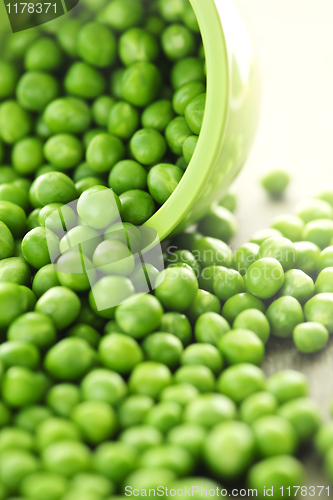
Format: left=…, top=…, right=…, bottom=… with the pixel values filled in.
left=302, top=219, right=333, bottom=249
left=42, top=441, right=91, bottom=477
left=17, top=71, right=59, bottom=114
left=25, top=38, right=62, bottom=71
left=219, top=329, right=264, bottom=366
left=240, top=391, right=278, bottom=424
left=253, top=414, right=299, bottom=459
left=32, top=264, right=60, bottom=299
left=250, top=228, right=283, bottom=246
left=244, top=258, right=285, bottom=300
left=204, top=421, right=256, bottom=480
left=0, top=257, right=31, bottom=287
left=81, top=368, right=127, bottom=406
left=0, top=448, right=38, bottom=492
left=165, top=116, right=192, bottom=155
left=120, top=425, right=163, bottom=452
left=86, top=133, right=125, bottom=174
left=43, top=97, right=91, bottom=135
left=198, top=265, right=228, bottom=293
left=93, top=239, right=134, bottom=276
left=277, top=397, right=321, bottom=440
left=0, top=221, right=14, bottom=259
left=160, top=383, right=199, bottom=407
left=198, top=205, right=237, bottom=243
left=159, top=312, right=192, bottom=346
left=92, top=95, right=116, bottom=128
left=77, top=22, right=117, bottom=68
left=222, top=293, right=266, bottom=325
left=295, top=198, right=333, bottom=223
left=0, top=282, right=29, bottom=328
left=173, top=81, right=205, bottom=115
left=233, top=309, right=270, bottom=344
left=1, top=366, right=49, bottom=408
left=148, top=163, right=183, bottom=205
left=294, top=241, right=321, bottom=277
left=12, top=137, right=44, bottom=175
left=185, top=289, right=220, bottom=323
left=266, top=370, right=308, bottom=404
left=261, top=169, right=290, bottom=197
left=181, top=343, right=223, bottom=374
left=145, top=401, right=182, bottom=434
left=44, top=338, right=94, bottom=381
left=0, top=340, right=40, bottom=370
left=89, top=276, right=135, bottom=320
left=315, top=267, right=333, bottom=294
left=32, top=172, right=78, bottom=207
left=22, top=227, right=58, bottom=270
left=0, top=100, right=32, bottom=144
left=130, top=128, right=167, bottom=165
left=277, top=269, right=314, bottom=304
left=293, top=322, right=329, bottom=353
left=0, top=59, right=18, bottom=99
left=108, top=102, right=139, bottom=141
left=128, top=362, right=172, bottom=400
left=142, top=100, right=175, bottom=132
left=115, top=293, right=163, bottom=339
left=20, top=471, right=69, bottom=500
left=8, top=311, right=57, bottom=349
left=167, top=423, right=205, bottom=457
left=183, top=135, right=198, bottom=164
left=121, top=62, right=161, bottom=107
left=247, top=455, right=305, bottom=500
left=44, top=134, right=83, bottom=171
left=0, top=183, right=29, bottom=211
left=217, top=363, right=266, bottom=404
left=99, top=333, right=143, bottom=374
left=185, top=92, right=206, bottom=135
left=155, top=266, right=198, bottom=312
left=213, top=268, right=245, bottom=302
left=64, top=62, right=106, bottom=99
left=140, top=444, right=193, bottom=476
left=68, top=323, right=100, bottom=349
left=119, top=27, right=159, bottom=66
left=142, top=332, right=183, bottom=369
left=36, top=286, right=81, bottom=331
left=98, top=0, right=144, bottom=31
left=317, top=246, right=333, bottom=273
left=162, top=24, right=195, bottom=60
left=72, top=400, right=118, bottom=445
left=167, top=249, right=201, bottom=276
left=78, top=185, right=121, bottom=230
left=194, top=312, right=230, bottom=346
left=304, top=293, right=333, bottom=333
left=191, top=236, right=233, bottom=269
left=171, top=57, right=206, bottom=89
left=158, top=0, right=187, bottom=22
left=174, top=364, right=215, bottom=393
left=270, top=214, right=305, bottom=242
left=266, top=296, right=304, bottom=339
left=183, top=393, right=236, bottom=429
left=258, top=237, right=296, bottom=272
left=46, top=384, right=81, bottom=418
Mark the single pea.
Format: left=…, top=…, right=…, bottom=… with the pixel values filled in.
left=0, top=449, right=38, bottom=492
left=294, top=241, right=321, bottom=277
left=258, top=236, right=296, bottom=271
left=16, top=71, right=59, bottom=112
left=14, top=405, right=53, bottom=433
left=158, top=0, right=186, bottom=21
left=20, top=471, right=68, bottom=500
left=108, top=102, right=139, bottom=140
left=119, top=27, right=159, bottom=66
left=64, top=62, right=105, bottom=99
left=36, top=417, right=81, bottom=450
left=5, top=29, right=39, bottom=59
left=317, top=246, right=333, bottom=273
left=184, top=393, right=236, bottom=428
left=78, top=185, right=121, bottom=230
left=0, top=101, right=32, bottom=144
left=266, top=296, right=304, bottom=338
left=185, top=93, right=206, bottom=135
left=204, top=421, right=256, bottom=480
left=171, top=57, right=205, bottom=89
left=160, top=383, right=199, bottom=407
left=32, top=264, right=60, bottom=299
left=42, top=441, right=91, bottom=477
left=159, top=312, right=192, bottom=346
left=198, top=206, right=237, bottom=244
left=105, top=221, right=142, bottom=254
left=0, top=427, right=34, bottom=453
left=217, top=363, right=266, bottom=403
left=142, top=333, right=183, bottom=369
left=315, top=267, right=333, bottom=294
left=130, top=129, right=167, bottom=166
left=261, top=169, right=290, bottom=197
left=191, top=236, right=233, bottom=268
left=0, top=166, right=19, bottom=184
left=165, top=117, right=192, bottom=155
left=198, top=265, right=227, bottom=293
left=222, top=293, right=266, bottom=325
left=155, top=266, right=198, bottom=312
left=250, top=228, right=283, bottom=246
left=98, top=0, right=144, bottom=31
left=270, top=213, right=305, bottom=242
left=12, top=137, right=44, bottom=176
left=92, top=96, right=115, bottom=128
left=89, top=276, right=135, bottom=319
left=183, top=2, right=200, bottom=31
left=121, top=425, right=163, bottom=452
left=0, top=282, right=28, bottom=328
left=295, top=198, right=333, bottom=223
left=162, top=24, right=195, bottom=60
left=32, top=172, right=78, bottom=206
left=22, top=227, right=59, bottom=270
left=43, top=97, right=91, bottom=134
left=0, top=221, right=14, bottom=259
left=81, top=368, right=127, bottom=406
left=0, top=341, right=40, bottom=370
left=145, top=401, right=182, bottom=434
left=186, top=289, right=220, bottom=324
left=77, top=22, right=117, bottom=68
left=253, top=415, right=298, bottom=458
left=167, top=424, right=205, bottom=459
left=293, top=321, right=329, bottom=353
left=0, top=59, right=18, bottom=99
left=0, top=183, right=29, bottom=211
left=173, top=82, right=205, bottom=116
left=182, top=135, right=198, bottom=164
left=99, top=333, right=143, bottom=374
left=303, top=219, right=333, bottom=250
left=213, top=268, right=245, bottom=302
left=47, top=384, right=81, bottom=418
left=277, top=398, right=321, bottom=440
left=86, top=133, right=125, bottom=174
left=140, top=444, right=194, bottom=478
left=266, top=370, right=308, bottom=404
left=181, top=343, right=223, bottom=374
left=8, top=311, right=56, bottom=349
left=25, top=38, right=62, bottom=71
left=67, top=324, right=101, bottom=349
left=315, top=422, right=333, bottom=455
left=44, top=338, right=94, bottom=381
left=129, top=362, right=172, bottom=399
left=167, top=249, right=201, bottom=276
left=36, top=286, right=81, bottom=331
left=194, top=312, right=230, bottom=346
left=240, top=392, right=278, bottom=424
left=244, top=258, right=285, bottom=299
left=118, top=395, right=154, bottom=428
left=247, top=456, right=305, bottom=500
left=176, top=155, right=188, bottom=171
left=233, top=309, right=270, bottom=344
left=124, top=467, right=176, bottom=493
left=56, top=18, right=81, bottom=57
left=1, top=367, right=49, bottom=407
left=219, top=329, right=264, bottom=366
left=304, top=292, right=333, bottom=333
left=121, top=62, right=161, bottom=107
left=44, top=134, right=83, bottom=171
left=142, top=100, right=175, bottom=132
left=94, top=442, right=137, bottom=483
left=148, top=164, right=183, bottom=205
left=108, top=68, right=124, bottom=100
left=72, top=401, right=117, bottom=444
left=93, top=239, right=134, bottom=276
left=70, top=472, right=114, bottom=498
left=115, top=294, right=163, bottom=338
left=174, top=364, right=215, bottom=393
left=277, top=269, right=314, bottom=304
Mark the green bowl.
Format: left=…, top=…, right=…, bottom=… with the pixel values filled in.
left=145, top=0, right=260, bottom=240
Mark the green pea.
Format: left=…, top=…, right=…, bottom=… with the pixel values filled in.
left=261, top=169, right=290, bottom=197
left=277, top=398, right=321, bottom=440
left=36, top=286, right=81, bottom=331
left=0, top=100, right=32, bottom=144
left=295, top=198, right=333, bottom=223
left=0, top=403, right=11, bottom=428
left=108, top=101, right=139, bottom=140
left=160, top=383, right=198, bottom=407
left=14, top=405, right=53, bottom=433
left=142, top=100, right=175, bottom=132
left=42, top=441, right=91, bottom=477
left=142, top=333, right=183, bottom=369
left=11, top=137, right=43, bottom=176
left=0, top=341, right=40, bottom=370
left=31, top=264, right=59, bottom=299
left=181, top=343, right=222, bottom=374
left=56, top=18, right=81, bottom=58
left=204, top=421, right=256, bottom=479
left=155, top=266, right=198, bottom=312
left=186, top=289, right=220, bottom=324
left=277, top=269, right=314, bottom=304
left=36, top=417, right=80, bottom=450
left=99, top=333, right=143, bottom=375
left=72, top=401, right=117, bottom=444
left=266, top=296, right=304, bottom=338
left=198, top=265, right=227, bottom=293
left=218, top=192, right=237, bottom=213
left=76, top=298, right=106, bottom=331
left=141, top=443, right=193, bottom=476
left=173, top=82, right=205, bottom=116
left=212, top=268, right=245, bottom=301
left=70, top=473, right=114, bottom=498
left=0, top=282, right=28, bottom=328
left=92, top=96, right=116, bottom=128
left=77, top=22, right=117, bottom=68
left=167, top=249, right=201, bottom=275
left=89, top=276, right=135, bottom=319
left=162, top=24, right=195, bottom=60
left=120, top=425, right=163, bottom=452
left=25, top=38, right=62, bottom=71
left=47, top=384, right=81, bottom=418
left=185, top=93, right=206, bottom=135
left=315, top=267, right=333, bottom=294
left=194, top=312, right=230, bottom=346
left=240, top=392, right=278, bottom=424
left=64, top=62, right=105, bottom=100
left=118, top=395, right=154, bottom=428
left=0, top=59, right=18, bottom=99
left=315, top=422, right=333, bottom=455
left=22, top=227, right=58, bottom=269
left=108, top=160, right=147, bottom=196
left=130, top=129, right=167, bottom=166
left=122, top=62, right=161, bottom=107
left=167, top=424, right=206, bottom=459
left=271, top=214, right=305, bottom=243
left=0, top=166, right=19, bottom=184
left=0, top=183, right=29, bottom=211
left=165, top=117, right=192, bottom=155
left=294, top=241, right=321, bottom=277
left=171, top=57, right=206, bottom=89
left=129, top=362, right=172, bottom=399
left=158, top=0, right=186, bottom=21
left=258, top=236, right=296, bottom=271
left=266, top=370, right=308, bottom=404
left=2, top=367, right=49, bottom=407
left=20, top=471, right=68, bottom=500
left=317, top=246, right=333, bottom=273
left=93, top=239, right=134, bottom=276
left=110, top=68, right=125, bottom=99
left=181, top=135, right=197, bottom=165
left=184, top=393, right=236, bottom=429
left=293, top=321, right=329, bottom=353
left=233, top=309, right=270, bottom=344
left=191, top=236, right=233, bottom=268
left=105, top=221, right=142, bottom=253
left=98, top=0, right=144, bottom=31
left=304, top=292, right=333, bottom=333
left=119, top=27, right=159, bottom=66
left=0, top=427, right=34, bottom=453
left=250, top=228, right=283, bottom=246
left=16, top=71, right=59, bottom=112
left=219, top=329, right=264, bottom=366
left=217, top=363, right=266, bottom=403
left=253, top=415, right=298, bottom=458
left=145, top=401, right=182, bottom=434
left=148, top=163, right=183, bottom=204
left=0, top=221, right=14, bottom=259
left=44, top=134, right=83, bottom=171
left=81, top=368, right=126, bottom=406
left=174, top=364, right=215, bottom=393
left=0, top=449, right=38, bottom=492
left=32, top=172, right=78, bottom=206
left=247, top=456, right=305, bottom=500
left=44, top=97, right=91, bottom=134
left=303, top=219, right=333, bottom=249
left=222, top=293, right=266, bottom=325
left=244, top=258, right=285, bottom=299
left=67, top=323, right=101, bottom=349
left=159, top=312, right=192, bottom=346
left=94, top=442, right=137, bottom=483
left=86, top=133, right=125, bottom=174
left=44, top=338, right=94, bottom=381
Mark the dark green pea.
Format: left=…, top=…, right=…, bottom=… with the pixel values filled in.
left=148, top=163, right=183, bottom=205
left=267, top=370, right=308, bottom=404
left=0, top=59, right=18, bottom=99
left=120, top=190, right=155, bottom=225
left=0, top=221, right=14, bottom=259
left=108, top=160, right=147, bottom=196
